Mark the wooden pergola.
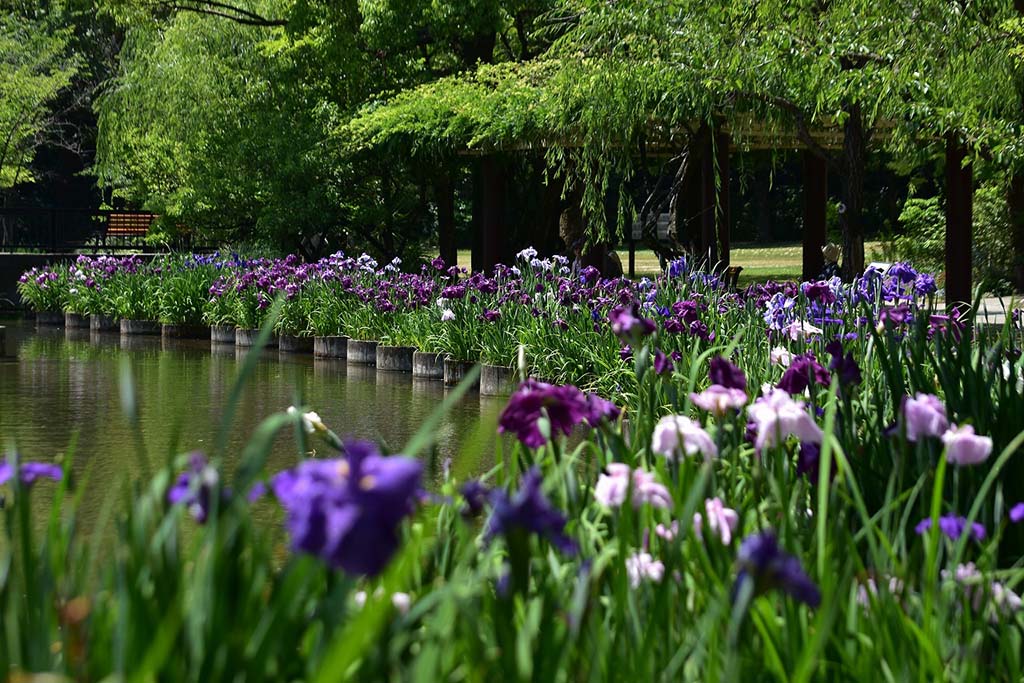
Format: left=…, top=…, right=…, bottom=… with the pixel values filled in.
left=459, top=123, right=975, bottom=305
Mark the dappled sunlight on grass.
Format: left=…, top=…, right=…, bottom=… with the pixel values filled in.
left=459, top=243, right=883, bottom=282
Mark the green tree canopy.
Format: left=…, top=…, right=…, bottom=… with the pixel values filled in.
left=0, top=8, right=79, bottom=189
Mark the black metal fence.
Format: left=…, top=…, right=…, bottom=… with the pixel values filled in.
left=0, top=207, right=161, bottom=251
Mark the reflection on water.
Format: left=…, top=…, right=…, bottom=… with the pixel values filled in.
left=0, top=320, right=502, bottom=527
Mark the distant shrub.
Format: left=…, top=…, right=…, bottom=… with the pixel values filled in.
left=883, top=185, right=1015, bottom=295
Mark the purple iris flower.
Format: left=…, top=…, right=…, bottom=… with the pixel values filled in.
left=480, top=309, right=502, bottom=322
left=460, top=480, right=490, bottom=518
left=580, top=266, right=601, bottom=284
left=619, top=345, right=632, bottom=361
left=667, top=256, right=688, bottom=278
left=168, top=453, right=218, bottom=522
left=1010, top=503, right=1024, bottom=524
left=880, top=304, right=912, bottom=326
left=709, top=355, right=747, bottom=391
left=803, top=281, right=836, bottom=305
left=168, top=453, right=265, bottom=523
left=927, top=314, right=964, bottom=342
left=499, top=380, right=620, bottom=448
left=485, top=468, right=576, bottom=555
left=0, top=460, right=63, bottom=487
left=777, top=353, right=830, bottom=395
left=796, top=442, right=821, bottom=479
left=914, top=273, right=937, bottom=295
left=271, top=440, right=423, bottom=576
left=608, top=304, right=656, bottom=339
left=653, top=349, right=673, bottom=375
left=584, top=393, right=620, bottom=424
left=734, top=531, right=821, bottom=607
left=915, top=514, right=986, bottom=542
left=763, top=293, right=796, bottom=331
left=888, top=262, right=918, bottom=284
left=825, top=340, right=862, bottom=388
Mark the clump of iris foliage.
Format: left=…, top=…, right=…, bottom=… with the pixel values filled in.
left=4, top=271, right=1024, bottom=679
left=23, top=248, right=1017, bottom=404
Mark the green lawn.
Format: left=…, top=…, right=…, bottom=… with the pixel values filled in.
left=457, top=242, right=883, bottom=284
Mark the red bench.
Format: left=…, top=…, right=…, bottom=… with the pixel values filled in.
left=104, top=212, right=155, bottom=245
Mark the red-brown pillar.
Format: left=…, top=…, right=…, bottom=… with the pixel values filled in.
left=436, top=171, right=457, bottom=268
left=480, top=155, right=504, bottom=273
left=945, top=136, right=973, bottom=306
left=802, top=151, right=828, bottom=280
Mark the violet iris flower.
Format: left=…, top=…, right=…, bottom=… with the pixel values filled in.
left=499, top=380, right=619, bottom=448
left=734, top=531, right=821, bottom=607
left=168, top=453, right=267, bottom=523
left=485, top=467, right=576, bottom=555
left=914, top=273, right=937, bottom=295
left=1010, top=503, right=1024, bottom=524
left=915, top=514, right=986, bottom=542
left=271, top=440, right=423, bottom=576
left=168, top=453, right=219, bottom=523
left=777, top=353, right=830, bottom=395
left=608, top=304, right=656, bottom=339
left=802, top=281, right=836, bottom=305
left=709, top=355, right=747, bottom=391
left=460, top=479, right=490, bottom=518
left=825, top=340, right=862, bottom=389
left=653, top=349, right=673, bottom=375
left=0, top=460, right=62, bottom=487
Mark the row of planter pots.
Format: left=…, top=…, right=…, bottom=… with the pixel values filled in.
left=38, top=313, right=518, bottom=395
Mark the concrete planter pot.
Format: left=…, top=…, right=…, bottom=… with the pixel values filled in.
left=346, top=362, right=376, bottom=383
left=211, top=325, right=236, bottom=344
left=121, top=319, right=161, bottom=336
left=235, top=328, right=278, bottom=348
left=314, top=335, right=348, bottom=359
left=412, top=351, right=445, bottom=379
left=210, top=341, right=235, bottom=356
left=64, top=312, right=89, bottom=328
left=279, top=334, right=314, bottom=354
left=89, top=329, right=119, bottom=347
left=35, top=311, right=64, bottom=327
left=65, top=327, right=90, bottom=342
left=480, top=364, right=517, bottom=396
left=162, top=323, right=209, bottom=339
left=120, top=334, right=160, bottom=351
left=90, top=314, right=118, bottom=331
left=347, top=339, right=379, bottom=365
left=443, top=358, right=479, bottom=389
left=377, top=345, right=415, bottom=372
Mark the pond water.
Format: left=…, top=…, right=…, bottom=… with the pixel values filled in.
left=0, top=319, right=505, bottom=526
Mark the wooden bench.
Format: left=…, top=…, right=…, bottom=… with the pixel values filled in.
left=104, top=212, right=155, bottom=246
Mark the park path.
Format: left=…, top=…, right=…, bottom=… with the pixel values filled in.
left=975, top=296, right=1019, bottom=326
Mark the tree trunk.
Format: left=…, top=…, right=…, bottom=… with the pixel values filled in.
left=1008, top=175, right=1024, bottom=292
left=840, top=103, right=866, bottom=279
